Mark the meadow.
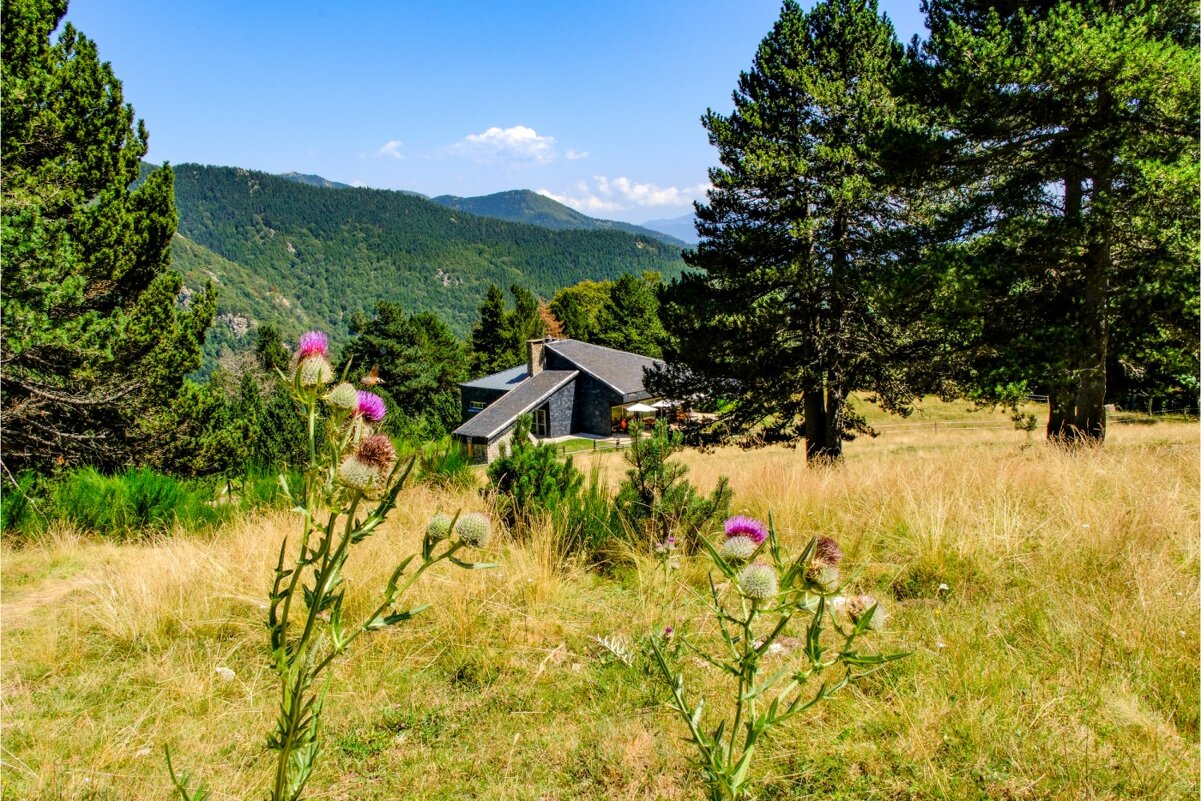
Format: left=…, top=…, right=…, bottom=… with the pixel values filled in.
left=2, top=408, right=1197, bottom=800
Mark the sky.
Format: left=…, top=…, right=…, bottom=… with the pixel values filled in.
left=64, top=1, right=928, bottom=224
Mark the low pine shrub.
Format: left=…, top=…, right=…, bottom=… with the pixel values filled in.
left=553, top=465, right=626, bottom=565
left=487, top=415, right=582, bottom=528
left=417, top=437, right=477, bottom=490
left=52, top=467, right=230, bottom=537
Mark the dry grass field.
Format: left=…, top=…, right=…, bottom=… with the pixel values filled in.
left=2, top=408, right=1197, bottom=800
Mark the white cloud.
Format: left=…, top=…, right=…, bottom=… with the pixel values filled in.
left=565, top=148, right=589, bottom=161
left=538, top=176, right=709, bottom=216
left=452, top=125, right=557, bottom=164
left=375, top=140, right=404, bottom=159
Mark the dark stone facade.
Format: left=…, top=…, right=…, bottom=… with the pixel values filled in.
left=460, top=386, right=507, bottom=423
left=546, top=379, right=576, bottom=437
left=571, top=373, right=621, bottom=436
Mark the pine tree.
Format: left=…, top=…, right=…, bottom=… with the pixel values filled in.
left=652, top=0, right=926, bottom=462
left=467, top=284, right=547, bottom=376
left=1, top=0, right=214, bottom=469
left=921, top=0, right=1198, bottom=442
left=594, top=272, right=666, bottom=358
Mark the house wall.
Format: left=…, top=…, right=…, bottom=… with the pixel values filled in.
left=571, top=373, right=623, bottom=436
left=547, top=380, right=576, bottom=437
left=460, top=386, right=507, bottom=423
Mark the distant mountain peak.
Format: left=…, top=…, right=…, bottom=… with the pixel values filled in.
left=278, top=172, right=353, bottom=190
left=431, top=189, right=686, bottom=247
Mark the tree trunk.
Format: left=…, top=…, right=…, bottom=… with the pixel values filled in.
left=1070, top=162, right=1113, bottom=445
left=803, top=379, right=841, bottom=464
left=1047, top=385, right=1077, bottom=442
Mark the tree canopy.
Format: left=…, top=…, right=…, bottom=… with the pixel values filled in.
left=1, top=0, right=214, bottom=470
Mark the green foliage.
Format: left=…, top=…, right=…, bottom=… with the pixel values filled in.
left=416, top=438, right=477, bottom=491
left=615, top=420, right=732, bottom=551
left=468, top=284, right=547, bottom=376
left=486, top=415, right=583, bottom=528
left=593, top=272, right=667, bottom=358
left=552, top=465, right=627, bottom=566
left=920, top=0, right=1199, bottom=441
left=341, top=301, right=468, bottom=437
left=0, top=1, right=214, bottom=469
left=168, top=164, right=685, bottom=369
left=649, top=518, right=907, bottom=801
left=653, top=0, right=929, bottom=462
left=549, top=279, right=613, bottom=342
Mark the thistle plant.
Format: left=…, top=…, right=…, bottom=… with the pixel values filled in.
left=170, top=331, right=494, bottom=801
left=649, top=515, right=907, bottom=801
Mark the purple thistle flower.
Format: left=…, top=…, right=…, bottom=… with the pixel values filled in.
left=663, top=626, right=674, bottom=639
left=725, top=515, right=768, bottom=544
left=355, top=390, right=386, bottom=422
left=298, top=330, right=329, bottom=359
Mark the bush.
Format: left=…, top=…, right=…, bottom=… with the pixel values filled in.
left=615, top=419, right=732, bottom=551
left=52, top=467, right=229, bottom=537
left=553, top=465, right=626, bottom=565
left=487, top=415, right=582, bottom=528
left=417, top=437, right=477, bottom=490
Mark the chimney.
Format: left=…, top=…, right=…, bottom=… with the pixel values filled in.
left=527, top=338, right=545, bottom=377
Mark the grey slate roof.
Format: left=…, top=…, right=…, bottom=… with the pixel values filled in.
left=460, top=364, right=528, bottom=391
left=545, top=339, right=663, bottom=397
left=452, top=370, right=578, bottom=439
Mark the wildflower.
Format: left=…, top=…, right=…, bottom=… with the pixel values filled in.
left=427, top=513, right=453, bottom=541
left=737, top=563, right=778, bottom=600
left=355, top=434, right=396, bottom=472
left=720, top=534, right=758, bottom=563
left=455, top=512, right=491, bottom=547
left=326, top=382, right=358, bottom=410
left=814, top=536, right=842, bottom=566
left=337, top=454, right=378, bottom=491
left=355, top=390, right=387, bottom=422
left=297, top=330, right=329, bottom=359
left=297, top=355, right=334, bottom=387
left=845, top=594, right=886, bottom=631
left=725, top=515, right=768, bottom=544
left=214, top=666, right=236, bottom=682
left=806, top=561, right=840, bottom=591
left=663, top=626, right=674, bottom=640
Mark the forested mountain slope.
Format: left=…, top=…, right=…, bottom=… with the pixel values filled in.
left=169, top=164, right=686, bottom=361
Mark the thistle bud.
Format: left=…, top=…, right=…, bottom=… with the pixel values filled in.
left=427, top=513, right=453, bottom=541
left=719, top=535, right=758, bottom=563
left=355, top=434, right=396, bottom=473
left=337, top=455, right=378, bottom=491
left=846, top=594, right=886, bottom=631
left=737, top=563, right=778, bottom=600
left=455, top=512, right=491, bottom=547
left=806, top=560, right=840, bottom=591
left=298, top=355, right=334, bottom=387
left=326, top=382, right=358, bottom=410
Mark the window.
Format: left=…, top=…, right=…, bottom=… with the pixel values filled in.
left=533, top=406, right=549, bottom=437
left=468, top=400, right=487, bottom=414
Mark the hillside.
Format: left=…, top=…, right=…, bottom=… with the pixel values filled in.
left=431, top=189, right=687, bottom=247
left=169, top=165, right=686, bottom=360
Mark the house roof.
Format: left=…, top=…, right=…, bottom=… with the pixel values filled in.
left=545, top=339, right=663, bottom=397
left=460, top=364, right=528, bottom=391
left=452, top=370, right=578, bottom=440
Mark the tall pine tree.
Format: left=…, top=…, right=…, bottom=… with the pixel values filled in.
left=653, top=0, right=928, bottom=462
left=921, top=0, right=1198, bottom=442
left=1, top=0, right=214, bottom=469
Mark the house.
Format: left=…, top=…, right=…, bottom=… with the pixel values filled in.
left=453, top=338, right=665, bottom=463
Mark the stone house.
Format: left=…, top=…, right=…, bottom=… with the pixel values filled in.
left=452, top=338, right=664, bottom=463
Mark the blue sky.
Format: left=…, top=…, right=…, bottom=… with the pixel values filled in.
left=65, top=1, right=927, bottom=223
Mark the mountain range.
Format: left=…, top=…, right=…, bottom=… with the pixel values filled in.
left=165, top=165, right=687, bottom=367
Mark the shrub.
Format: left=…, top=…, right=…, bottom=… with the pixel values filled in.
left=615, top=419, right=731, bottom=551
left=553, top=465, right=626, bottom=565
left=417, top=437, right=477, bottom=490
left=487, top=415, right=582, bottom=528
